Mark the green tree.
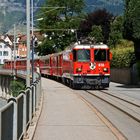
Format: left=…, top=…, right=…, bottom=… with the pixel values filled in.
left=123, top=0, right=140, bottom=60
left=37, top=0, right=85, bottom=55
left=88, top=25, right=103, bottom=43
left=108, top=16, right=123, bottom=47
left=79, top=9, right=113, bottom=43
left=10, top=80, right=25, bottom=97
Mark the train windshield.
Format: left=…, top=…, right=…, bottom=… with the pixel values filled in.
left=94, top=49, right=108, bottom=61
left=74, top=49, right=90, bottom=62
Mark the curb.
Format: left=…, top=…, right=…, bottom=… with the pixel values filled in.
left=23, top=90, right=44, bottom=140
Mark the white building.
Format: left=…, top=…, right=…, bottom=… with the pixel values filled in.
left=0, top=39, right=12, bottom=64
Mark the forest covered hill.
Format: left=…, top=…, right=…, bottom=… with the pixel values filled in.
left=0, top=0, right=124, bottom=34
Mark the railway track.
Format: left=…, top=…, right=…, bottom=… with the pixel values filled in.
left=76, top=89, right=140, bottom=140
left=86, top=90, right=140, bottom=122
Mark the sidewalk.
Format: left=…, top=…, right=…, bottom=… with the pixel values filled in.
left=32, top=78, right=117, bottom=140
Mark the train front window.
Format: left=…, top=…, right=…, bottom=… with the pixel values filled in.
left=76, top=49, right=90, bottom=62
left=94, top=49, right=108, bottom=61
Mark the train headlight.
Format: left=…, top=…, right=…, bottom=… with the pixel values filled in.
left=76, top=67, right=82, bottom=72
left=103, top=68, right=108, bottom=72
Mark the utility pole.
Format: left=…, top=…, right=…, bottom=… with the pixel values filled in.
left=31, top=0, right=34, bottom=83
left=26, top=0, right=30, bottom=87
left=13, top=24, right=16, bottom=79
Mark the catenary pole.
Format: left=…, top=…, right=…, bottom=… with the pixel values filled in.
left=13, top=24, right=16, bottom=79
left=26, top=0, right=30, bottom=87
left=31, top=0, right=34, bottom=83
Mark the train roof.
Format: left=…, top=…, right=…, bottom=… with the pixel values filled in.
left=73, top=43, right=109, bottom=49
left=39, top=55, right=51, bottom=60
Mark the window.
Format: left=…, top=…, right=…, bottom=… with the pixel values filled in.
left=94, top=49, right=108, bottom=61
left=3, top=51, right=8, bottom=56
left=0, top=45, right=2, bottom=48
left=0, top=51, right=2, bottom=56
left=4, top=45, right=8, bottom=48
left=73, top=50, right=76, bottom=62
left=76, top=49, right=90, bottom=62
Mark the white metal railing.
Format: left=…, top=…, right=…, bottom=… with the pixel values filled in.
left=0, top=70, right=41, bottom=140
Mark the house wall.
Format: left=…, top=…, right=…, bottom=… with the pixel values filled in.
left=0, top=42, right=12, bottom=64
left=17, top=44, right=27, bottom=58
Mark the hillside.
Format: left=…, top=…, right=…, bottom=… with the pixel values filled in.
left=85, top=0, right=124, bottom=15
left=0, top=0, right=124, bottom=34
left=0, top=0, right=45, bottom=34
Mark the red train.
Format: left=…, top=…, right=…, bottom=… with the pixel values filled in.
left=3, top=42, right=112, bottom=89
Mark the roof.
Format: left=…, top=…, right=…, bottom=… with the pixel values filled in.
left=0, top=38, right=11, bottom=47
left=74, top=43, right=109, bottom=49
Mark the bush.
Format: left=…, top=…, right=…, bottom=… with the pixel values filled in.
left=111, top=40, right=136, bottom=68
left=136, top=61, right=140, bottom=79
left=9, top=80, right=25, bottom=97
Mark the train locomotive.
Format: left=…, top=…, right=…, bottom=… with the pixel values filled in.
left=3, top=41, right=112, bottom=89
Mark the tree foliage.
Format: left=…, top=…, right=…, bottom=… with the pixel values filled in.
left=108, top=16, right=123, bottom=47
left=79, top=9, right=113, bottom=43
left=46, top=0, right=84, bottom=19
left=10, top=80, right=25, bottom=97
left=123, top=0, right=140, bottom=60
left=37, top=0, right=85, bottom=55
left=88, top=25, right=103, bottom=43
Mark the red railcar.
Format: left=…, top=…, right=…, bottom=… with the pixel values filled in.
left=39, top=55, right=52, bottom=76
left=3, top=58, right=40, bottom=72
left=39, top=42, right=112, bottom=89
left=3, top=42, right=112, bottom=89
left=61, top=43, right=111, bottom=89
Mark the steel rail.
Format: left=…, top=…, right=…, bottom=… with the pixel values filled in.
left=85, top=90, right=140, bottom=123
left=99, top=90, right=140, bottom=108
left=76, top=90, right=127, bottom=140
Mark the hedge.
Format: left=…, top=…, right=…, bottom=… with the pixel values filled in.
left=137, top=61, right=140, bottom=78
left=111, top=46, right=136, bottom=68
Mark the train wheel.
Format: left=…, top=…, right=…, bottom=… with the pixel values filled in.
left=62, top=77, right=66, bottom=84
left=69, top=80, right=73, bottom=88
left=72, top=83, right=81, bottom=89
left=72, top=82, right=77, bottom=89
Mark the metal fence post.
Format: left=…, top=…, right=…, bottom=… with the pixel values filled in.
left=39, top=76, right=42, bottom=100
left=13, top=99, right=17, bottom=140
left=34, top=81, right=38, bottom=109
left=26, top=87, right=32, bottom=123
left=22, top=91, right=27, bottom=136
left=31, top=84, right=36, bottom=115
left=0, top=111, right=2, bottom=140
left=16, top=93, right=24, bottom=140
left=8, top=98, right=17, bottom=140
left=36, top=80, right=39, bottom=107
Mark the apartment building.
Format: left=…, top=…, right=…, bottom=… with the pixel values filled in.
left=0, top=39, right=12, bottom=64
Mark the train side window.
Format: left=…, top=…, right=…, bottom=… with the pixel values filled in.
left=73, top=50, right=77, bottom=62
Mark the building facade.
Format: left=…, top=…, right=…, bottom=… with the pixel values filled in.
left=0, top=40, right=12, bottom=64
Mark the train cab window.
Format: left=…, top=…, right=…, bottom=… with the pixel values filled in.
left=77, top=49, right=90, bottom=62
left=94, top=49, right=107, bottom=61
